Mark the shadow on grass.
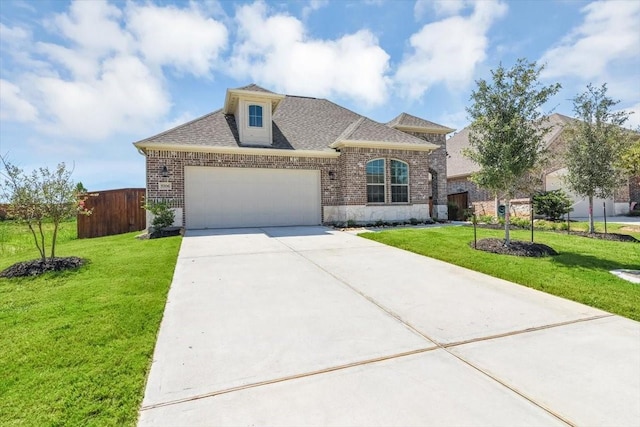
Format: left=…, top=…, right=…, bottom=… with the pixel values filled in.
left=552, top=251, right=640, bottom=271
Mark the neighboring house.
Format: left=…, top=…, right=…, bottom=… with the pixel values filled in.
left=446, top=113, right=638, bottom=217
left=134, top=84, right=454, bottom=229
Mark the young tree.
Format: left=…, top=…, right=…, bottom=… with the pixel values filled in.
left=619, top=138, right=640, bottom=177
left=465, top=58, right=561, bottom=245
left=564, top=84, right=632, bottom=233
left=0, top=157, right=92, bottom=262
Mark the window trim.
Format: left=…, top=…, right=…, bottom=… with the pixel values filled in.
left=390, top=159, right=410, bottom=204
left=248, top=104, right=263, bottom=128
left=366, top=158, right=386, bottom=204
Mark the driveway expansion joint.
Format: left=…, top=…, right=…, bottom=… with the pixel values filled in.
left=139, top=346, right=439, bottom=412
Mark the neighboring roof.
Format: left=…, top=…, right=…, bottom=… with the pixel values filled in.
left=387, top=112, right=455, bottom=134
left=446, top=113, right=577, bottom=178
left=135, top=87, right=442, bottom=152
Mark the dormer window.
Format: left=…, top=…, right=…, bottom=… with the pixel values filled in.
left=248, top=104, right=263, bottom=127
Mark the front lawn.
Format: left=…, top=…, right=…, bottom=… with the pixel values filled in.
left=361, top=224, right=640, bottom=321
left=0, top=220, right=181, bottom=426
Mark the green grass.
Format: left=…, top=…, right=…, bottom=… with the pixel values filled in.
left=361, top=223, right=640, bottom=321
left=0, top=220, right=181, bottom=426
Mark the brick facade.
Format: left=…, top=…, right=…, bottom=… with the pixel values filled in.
left=145, top=147, right=436, bottom=226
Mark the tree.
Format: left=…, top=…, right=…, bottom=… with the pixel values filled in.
left=619, top=137, right=640, bottom=177
left=564, top=84, right=632, bottom=233
left=0, top=156, right=92, bottom=262
left=465, top=58, right=561, bottom=245
left=532, top=190, right=573, bottom=220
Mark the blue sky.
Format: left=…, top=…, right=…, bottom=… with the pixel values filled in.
left=1, top=0, right=638, bottom=190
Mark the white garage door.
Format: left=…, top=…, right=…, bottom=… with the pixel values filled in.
left=185, top=166, right=321, bottom=229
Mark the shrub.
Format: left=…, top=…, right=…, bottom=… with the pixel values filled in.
left=409, top=217, right=419, bottom=225
left=346, top=219, right=357, bottom=228
left=447, top=202, right=459, bottom=220
left=511, top=217, right=530, bottom=228
left=478, top=215, right=494, bottom=224
left=532, top=190, right=573, bottom=220
left=144, top=200, right=175, bottom=230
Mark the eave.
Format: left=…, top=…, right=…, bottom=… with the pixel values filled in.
left=133, top=142, right=340, bottom=159
left=330, top=139, right=439, bottom=151
left=391, top=125, right=455, bottom=135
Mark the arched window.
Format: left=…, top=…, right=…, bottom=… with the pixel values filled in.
left=390, top=160, right=409, bottom=203
left=248, top=105, right=263, bottom=127
left=366, top=159, right=385, bottom=203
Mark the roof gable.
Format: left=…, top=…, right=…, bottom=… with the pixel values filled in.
left=135, top=86, right=446, bottom=153
left=387, top=112, right=454, bottom=134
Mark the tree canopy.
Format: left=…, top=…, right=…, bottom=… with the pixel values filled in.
left=465, top=58, right=561, bottom=244
left=564, top=83, right=632, bottom=233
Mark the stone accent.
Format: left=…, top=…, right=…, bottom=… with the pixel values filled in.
left=323, top=204, right=430, bottom=224
left=145, top=147, right=435, bottom=226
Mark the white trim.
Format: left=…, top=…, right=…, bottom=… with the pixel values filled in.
left=330, top=139, right=438, bottom=151
left=223, top=89, right=285, bottom=114
left=392, top=125, right=455, bottom=135
left=134, top=142, right=340, bottom=158
left=390, top=159, right=410, bottom=203
left=366, top=158, right=386, bottom=204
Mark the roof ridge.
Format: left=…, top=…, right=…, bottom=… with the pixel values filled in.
left=334, top=117, right=366, bottom=143
left=133, top=109, right=223, bottom=144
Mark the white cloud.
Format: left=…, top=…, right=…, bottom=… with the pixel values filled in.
left=0, top=79, right=38, bottom=122
left=302, top=0, right=329, bottom=19
left=396, top=0, right=507, bottom=98
left=32, top=55, right=170, bottom=139
left=229, top=1, right=390, bottom=106
left=415, top=0, right=468, bottom=20
left=1, top=0, right=229, bottom=140
left=540, top=1, right=640, bottom=80
left=126, top=3, right=228, bottom=76
left=621, top=102, right=640, bottom=130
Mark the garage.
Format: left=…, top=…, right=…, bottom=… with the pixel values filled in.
left=184, top=166, right=321, bottom=229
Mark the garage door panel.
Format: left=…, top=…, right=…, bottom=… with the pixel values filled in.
left=185, top=167, right=321, bottom=229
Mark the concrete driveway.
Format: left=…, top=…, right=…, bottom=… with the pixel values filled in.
left=138, top=227, right=640, bottom=426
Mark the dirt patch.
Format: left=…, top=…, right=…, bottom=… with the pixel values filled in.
left=620, top=226, right=640, bottom=233
left=471, top=238, right=558, bottom=257
left=0, top=257, right=85, bottom=278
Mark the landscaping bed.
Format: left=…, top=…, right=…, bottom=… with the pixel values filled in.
left=0, top=256, right=85, bottom=278
left=472, top=239, right=558, bottom=257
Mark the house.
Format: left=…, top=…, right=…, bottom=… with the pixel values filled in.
left=134, top=84, right=454, bottom=229
left=446, top=113, right=638, bottom=217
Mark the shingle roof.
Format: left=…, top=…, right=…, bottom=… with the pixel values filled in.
left=446, top=113, right=576, bottom=178
left=234, top=83, right=275, bottom=93
left=387, top=112, right=454, bottom=133
left=135, top=90, right=440, bottom=151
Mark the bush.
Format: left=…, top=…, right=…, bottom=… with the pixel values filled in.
left=532, top=190, right=573, bottom=220
left=144, top=200, right=175, bottom=230
left=511, top=217, right=531, bottom=228
left=447, top=202, right=459, bottom=220
left=409, top=217, right=419, bottom=225
left=478, top=215, right=495, bottom=224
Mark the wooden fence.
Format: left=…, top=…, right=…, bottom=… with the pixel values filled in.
left=77, top=188, right=146, bottom=239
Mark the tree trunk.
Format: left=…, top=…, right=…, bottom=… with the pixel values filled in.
left=27, top=222, right=46, bottom=262
left=504, top=198, right=511, bottom=246
left=588, top=195, right=595, bottom=234
left=50, top=221, right=59, bottom=259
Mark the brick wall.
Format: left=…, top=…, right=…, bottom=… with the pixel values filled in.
left=145, top=147, right=434, bottom=225
left=447, top=176, right=492, bottom=202
left=338, top=147, right=431, bottom=205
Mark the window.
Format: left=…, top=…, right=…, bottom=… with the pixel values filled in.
left=248, top=104, right=263, bottom=127
left=390, top=160, right=409, bottom=203
left=366, top=159, right=385, bottom=203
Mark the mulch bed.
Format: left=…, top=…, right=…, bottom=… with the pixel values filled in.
left=470, top=224, right=638, bottom=243
left=471, top=238, right=558, bottom=257
left=0, top=257, right=85, bottom=278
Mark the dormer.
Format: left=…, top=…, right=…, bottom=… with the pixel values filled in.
left=223, top=84, right=285, bottom=146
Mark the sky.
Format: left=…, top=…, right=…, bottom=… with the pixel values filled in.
left=1, top=0, right=639, bottom=191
